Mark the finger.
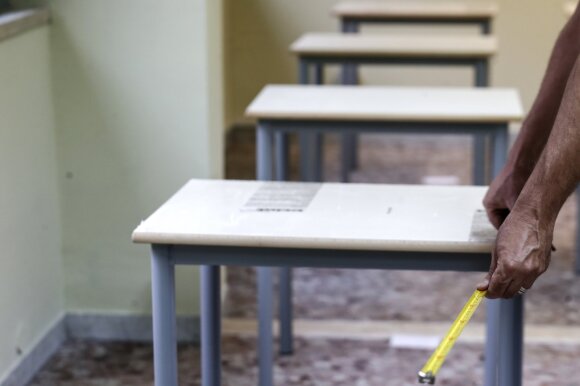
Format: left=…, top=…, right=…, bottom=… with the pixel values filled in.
left=486, top=272, right=511, bottom=299
left=485, top=209, right=503, bottom=229
left=521, top=275, right=538, bottom=292
left=479, top=246, right=500, bottom=292
left=477, top=274, right=490, bottom=291
left=503, top=280, right=525, bottom=299
left=486, top=208, right=510, bottom=229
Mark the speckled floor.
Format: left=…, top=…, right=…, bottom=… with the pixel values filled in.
left=27, top=131, right=580, bottom=385
left=28, top=338, right=580, bottom=386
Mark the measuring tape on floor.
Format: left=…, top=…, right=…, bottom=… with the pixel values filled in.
left=417, top=289, right=486, bottom=384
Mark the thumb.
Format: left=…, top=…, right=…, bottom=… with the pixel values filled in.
left=478, top=247, right=498, bottom=291
left=477, top=274, right=490, bottom=291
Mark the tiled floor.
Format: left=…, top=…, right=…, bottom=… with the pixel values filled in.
left=28, top=131, right=580, bottom=385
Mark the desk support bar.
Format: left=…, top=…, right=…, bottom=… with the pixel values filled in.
left=258, top=267, right=275, bottom=386
left=151, top=245, right=178, bottom=386
left=201, top=266, right=221, bottom=386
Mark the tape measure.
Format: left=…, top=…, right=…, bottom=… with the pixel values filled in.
left=417, top=289, right=486, bottom=384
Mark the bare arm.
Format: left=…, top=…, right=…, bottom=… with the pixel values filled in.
left=479, top=54, right=580, bottom=298
left=484, top=3, right=580, bottom=228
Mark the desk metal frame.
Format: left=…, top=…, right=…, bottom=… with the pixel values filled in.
left=149, top=243, right=523, bottom=386
left=336, top=14, right=492, bottom=178
left=289, top=54, right=492, bottom=183
left=254, top=119, right=522, bottom=386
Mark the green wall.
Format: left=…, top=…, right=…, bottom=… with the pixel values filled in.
left=0, top=27, right=64, bottom=381
left=49, top=0, right=224, bottom=315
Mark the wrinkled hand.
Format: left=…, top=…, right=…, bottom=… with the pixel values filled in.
left=483, top=166, right=528, bottom=229
left=477, top=211, right=553, bottom=298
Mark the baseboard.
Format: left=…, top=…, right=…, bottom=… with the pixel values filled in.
left=0, top=313, right=199, bottom=386
left=66, top=313, right=200, bottom=343
left=0, top=316, right=66, bottom=386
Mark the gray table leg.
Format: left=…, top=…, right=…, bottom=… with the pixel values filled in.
left=487, top=124, right=524, bottom=386
left=279, top=266, right=293, bottom=355
left=576, top=185, right=580, bottom=274
left=151, top=245, right=178, bottom=386
left=201, top=266, right=221, bottom=386
left=298, top=59, right=324, bottom=183
left=299, top=131, right=319, bottom=182
left=341, top=19, right=360, bottom=173
left=259, top=123, right=295, bottom=357
left=498, top=296, right=524, bottom=386
left=473, top=58, right=490, bottom=185
left=473, top=134, right=487, bottom=185
left=340, top=135, right=353, bottom=182
left=484, top=299, right=500, bottom=386
left=481, top=20, right=492, bottom=35
left=275, top=132, right=289, bottom=181
left=475, top=59, right=489, bottom=88
left=257, top=122, right=274, bottom=181
left=491, top=125, right=508, bottom=178
left=339, top=50, right=356, bottom=182
left=258, top=267, right=274, bottom=386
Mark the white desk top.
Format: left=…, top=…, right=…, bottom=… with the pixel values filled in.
left=565, top=2, right=576, bottom=16
left=245, top=85, right=523, bottom=123
left=290, top=33, right=497, bottom=58
left=133, top=180, right=497, bottom=253
left=332, top=1, right=498, bottom=19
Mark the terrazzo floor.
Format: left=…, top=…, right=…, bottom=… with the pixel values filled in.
left=29, top=338, right=580, bottom=386
left=28, top=131, right=580, bottom=385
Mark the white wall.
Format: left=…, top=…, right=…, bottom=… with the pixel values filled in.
left=0, top=27, right=64, bottom=381
left=49, top=0, right=224, bottom=315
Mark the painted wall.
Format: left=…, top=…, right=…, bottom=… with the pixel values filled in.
left=0, top=27, right=64, bottom=381
left=49, top=0, right=224, bottom=316
left=225, top=0, right=570, bottom=127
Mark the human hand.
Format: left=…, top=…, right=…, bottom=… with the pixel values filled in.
left=477, top=210, right=553, bottom=299
left=483, top=165, right=529, bottom=229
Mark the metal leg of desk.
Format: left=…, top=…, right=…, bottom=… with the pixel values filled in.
left=498, top=296, right=524, bottom=386
left=275, top=132, right=289, bottom=182
left=485, top=124, right=522, bottom=386
left=338, top=62, right=359, bottom=183
left=340, top=134, right=352, bottom=183
left=472, top=58, right=490, bottom=186
left=299, top=60, right=324, bottom=182
left=299, top=130, right=320, bottom=183
left=473, top=134, right=487, bottom=185
left=341, top=20, right=360, bottom=173
left=279, top=126, right=322, bottom=355
left=576, top=185, right=580, bottom=274
left=481, top=20, right=492, bottom=35
left=258, top=124, right=292, bottom=362
left=151, top=245, right=178, bottom=386
left=475, top=59, right=489, bottom=88
left=484, top=299, right=500, bottom=386
left=201, top=266, right=221, bottom=386
left=279, top=266, right=293, bottom=355
left=258, top=267, right=275, bottom=386
left=491, top=125, right=508, bottom=178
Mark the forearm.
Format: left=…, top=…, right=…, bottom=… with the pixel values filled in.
left=507, top=6, right=580, bottom=177
left=513, top=55, right=580, bottom=227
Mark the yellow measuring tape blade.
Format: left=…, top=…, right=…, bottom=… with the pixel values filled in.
left=417, top=289, right=486, bottom=384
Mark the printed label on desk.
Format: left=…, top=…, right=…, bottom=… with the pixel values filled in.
left=468, top=209, right=497, bottom=243
left=242, top=183, right=322, bottom=212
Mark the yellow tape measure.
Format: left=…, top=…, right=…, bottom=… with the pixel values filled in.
left=418, top=289, right=486, bottom=384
